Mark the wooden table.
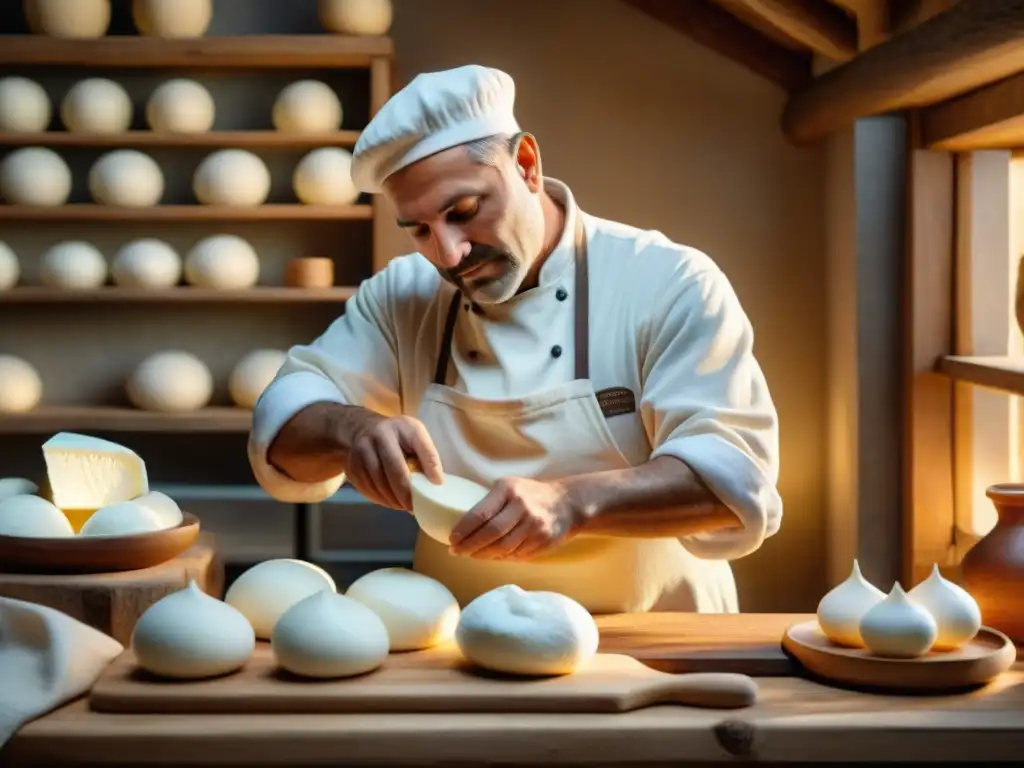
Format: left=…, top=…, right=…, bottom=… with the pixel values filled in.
left=0, top=535, right=223, bottom=645
left=3, top=613, right=1022, bottom=766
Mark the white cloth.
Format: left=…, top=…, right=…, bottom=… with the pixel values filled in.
left=249, top=178, right=782, bottom=597
left=0, top=597, right=123, bottom=749
left=350, top=64, right=520, bottom=193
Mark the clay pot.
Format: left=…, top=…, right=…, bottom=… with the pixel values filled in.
left=960, top=483, right=1024, bottom=643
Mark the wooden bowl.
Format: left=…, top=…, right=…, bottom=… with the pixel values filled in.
left=782, top=619, right=1017, bottom=693
left=0, top=513, right=200, bottom=574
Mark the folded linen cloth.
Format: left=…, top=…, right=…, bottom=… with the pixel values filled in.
left=0, top=597, right=123, bottom=749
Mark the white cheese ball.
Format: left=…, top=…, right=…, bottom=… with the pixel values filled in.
left=346, top=567, right=460, bottom=651
left=40, top=241, right=107, bottom=289
left=88, top=150, right=164, bottom=207
left=193, top=150, right=270, bottom=207
left=184, top=234, right=259, bottom=290
left=126, top=351, right=213, bottom=413
left=132, top=0, right=212, bottom=38
left=455, top=585, right=599, bottom=676
left=226, top=559, right=338, bottom=639
left=25, top=0, right=111, bottom=38
left=0, top=477, right=39, bottom=502
left=293, top=148, right=359, bottom=205
left=228, top=349, right=286, bottom=409
left=60, top=78, right=132, bottom=134
left=132, top=490, right=183, bottom=528
left=0, top=77, right=51, bottom=132
left=0, top=494, right=74, bottom=538
left=0, top=241, right=20, bottom=290
left=272, top=81, right=342, bottom=134
left=112, top=238, right=181, bottom=289
left=0, top=147, right=71, bottom=206
left=79, top=500, right=164, bottom=537
left=273, top=591, right=389, bottom=678
left=318, top=0, right=393, bottom=35
left=0, top=355, right=42, bottom=413
left=146, top=79, right=215, bottom=133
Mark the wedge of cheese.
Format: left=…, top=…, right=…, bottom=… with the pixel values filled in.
left=42, top=432, right=149, bottom=511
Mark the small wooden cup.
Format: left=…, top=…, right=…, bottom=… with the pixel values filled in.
left=286, top=257, right=335, bottom=288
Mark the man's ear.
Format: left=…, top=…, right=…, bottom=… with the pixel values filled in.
left=511, top=131, right=542, bottom=191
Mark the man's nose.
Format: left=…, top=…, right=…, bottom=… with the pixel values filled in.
left=432, top=227, right=470, bottom=270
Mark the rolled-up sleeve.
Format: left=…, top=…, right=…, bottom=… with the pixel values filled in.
left=248, top=270, right=402, bottom=503
left=642, top=260, right=782, bottom=560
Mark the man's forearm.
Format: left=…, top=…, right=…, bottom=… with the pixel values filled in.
left=265, top=401, right=380, bottom=483
left=565, top=455, right=741, bottom=538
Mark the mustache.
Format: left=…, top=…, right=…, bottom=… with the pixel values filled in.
left=448, top=244, right=512, bottom=281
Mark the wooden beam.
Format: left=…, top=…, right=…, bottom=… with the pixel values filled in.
left=782, top=0, right=1024, bottom=144
left=921, top=70, right=1024, bottom=150
left=888, top=0, right=960, bottom=35
left=622, top=0, right=813, bottom=91
left=713, top=0, right=858, bottom=60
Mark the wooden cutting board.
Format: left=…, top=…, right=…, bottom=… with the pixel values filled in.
left=88, top=642, right=759, bottom=714
left=594, top=612, right=801, bottom=675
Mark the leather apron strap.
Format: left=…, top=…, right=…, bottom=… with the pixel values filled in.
left=434, top=212, right=589, bottom=386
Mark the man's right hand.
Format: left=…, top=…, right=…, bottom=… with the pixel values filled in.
left=345, top=413, right=444, bottom=511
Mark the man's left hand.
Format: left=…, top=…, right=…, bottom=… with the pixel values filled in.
left=448, top=476, right=582, bottom=561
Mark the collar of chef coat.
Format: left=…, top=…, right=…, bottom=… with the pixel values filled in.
left=473, top=177, right=579, bottom=321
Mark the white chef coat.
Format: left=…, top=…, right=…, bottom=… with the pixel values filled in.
left=248, top=179, right=782, bottom=608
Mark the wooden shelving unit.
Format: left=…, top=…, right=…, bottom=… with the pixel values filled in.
left=0, top=32, right=394, bottom=434
left=935, top=355, right=1024, bottom=396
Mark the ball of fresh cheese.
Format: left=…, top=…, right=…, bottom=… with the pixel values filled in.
left=455, top=585, right=599, bottom=676
left=40, top=241, right=107, bottom=289
left=89, top=150, right=164, bottom=207
left=0, top=355, right=42, bottom=413
left=293, top=148, right=359, bottom=205
left=132, top=490, right=183, bottom=528
left=318, top=0, right=393, bottom=35
left=0, top=477, right=38, bottom=502
left=0, top=241, right=20, bottom=290
left=79, top=500, right=165, bottom=536
left=0, top=76, right=52, bottom=132
left=0, top=494, right=74, bottom=538
left=346, top=567, right=460, bottom=651
left=132, top=0, right=212, bottom=38
left=184, top=234, right=260, bottom=289
left=0, top=147, right=72, bottom=206
left=272, top=81, right=342, bottom=134
left=60, top=78, right=132, bottom=134
left=192, top=150, right=270, bottom=207
left=111, top=238, right=181, bottom=289
left=272, top=591, right=389, bottom=678
left=225, top=558, right=337, bottom=639
left=409, top=471, right=487, bottom=545
left=228, top=349, right=286, bottom=409
left=146, top=79, right=215, bottom=133
left=126, top=351, right=213, bottom=412
left=25, top=0, right=112, bottom=38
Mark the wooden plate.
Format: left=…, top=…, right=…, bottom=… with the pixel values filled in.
left=782, top=619, right=1017, bottom=693
left=0, top=512, right=200, bottom=574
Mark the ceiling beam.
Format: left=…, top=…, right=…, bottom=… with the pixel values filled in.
left=622, top=0, right=813, bottom=92
left=712, top=0, right=858, bottom=61
left=920, top=70, right=1024, bottom=151
left=781, top=0, right=1024, bottom=144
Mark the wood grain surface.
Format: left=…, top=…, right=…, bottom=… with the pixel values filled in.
left=88, top=643, right=758, bottom=714
left=0, top=535, right=223, bottom=645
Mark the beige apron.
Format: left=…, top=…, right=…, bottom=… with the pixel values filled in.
left=413, top=213, right=738, bottom=614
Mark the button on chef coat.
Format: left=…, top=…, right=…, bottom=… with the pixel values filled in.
left=249, top=179, right=782, bottom=563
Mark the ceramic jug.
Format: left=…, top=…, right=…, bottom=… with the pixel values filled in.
left=960, top=483, right=1024, bottom=643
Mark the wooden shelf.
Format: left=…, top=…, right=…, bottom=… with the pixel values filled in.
left=0, top=131, right=362, bottom=149
left=0, top=204, right=372, bottom=221
left=0, top=35, right=393, bottom=68
left=936, top=355, right=1024, bottom=396
left=0, top=287, right=357, bottom=303
left=0, top=406, right=253, bottom=433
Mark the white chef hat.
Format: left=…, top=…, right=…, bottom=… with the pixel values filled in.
left=351, top=64, right=520, bottom=193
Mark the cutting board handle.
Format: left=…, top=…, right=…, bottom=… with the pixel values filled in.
left=633, top=672, right=759, bottom=710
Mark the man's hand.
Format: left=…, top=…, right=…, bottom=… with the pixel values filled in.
left=448, top=477, right=582, bottom=561
left=346, top=414, right=444, bottom=511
